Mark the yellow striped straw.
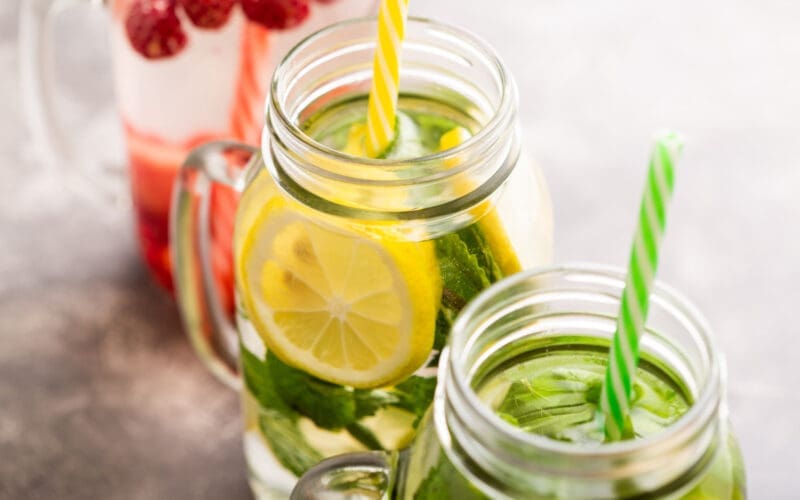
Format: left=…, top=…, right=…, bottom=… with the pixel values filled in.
left=365, top=0, right=410, bottom=158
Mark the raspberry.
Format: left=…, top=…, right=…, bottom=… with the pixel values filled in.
left=241, top=0, right=310, bottom=30
left=125, top=0, right=188, bottom=59
left=179, top=0, right=237, bottom=29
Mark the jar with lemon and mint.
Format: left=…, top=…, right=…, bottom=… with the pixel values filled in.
left=172, top=18, right=552, bottom=498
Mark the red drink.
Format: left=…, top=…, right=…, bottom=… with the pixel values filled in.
left=109, top=0, right=375, bottom=295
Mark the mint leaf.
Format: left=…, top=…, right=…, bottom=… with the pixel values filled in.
left=434, top=223, right=506, bottom=351
left=264, top=351, right=437, bottom=432
left=247, top=349, right=435, bottom=451
left=497, top=380, right=595, bottom=437
left=265, top=352, right=403, bottom=452
left=241, top=347, right=324, bottom=476
left=391, top=376, right=437, bottom=427
left=435, top=224, right=504, bottom=311
left=267, top=352, right=360, bottom=430
left=456, top=224, right=504, bottom=283
left=240, top=347, right=292, bottom=414
left=436, top=231, right=491, bottom=306
left=258, top=409, right=323, bottom=477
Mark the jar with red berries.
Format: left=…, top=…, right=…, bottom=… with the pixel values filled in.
left=20, top=0, right=378, bottom=301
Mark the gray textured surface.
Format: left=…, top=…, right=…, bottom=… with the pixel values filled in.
left=2, top=0, right=798, bottom=498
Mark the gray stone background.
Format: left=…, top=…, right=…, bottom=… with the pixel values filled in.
left=1, top=0, right=797, bottom=498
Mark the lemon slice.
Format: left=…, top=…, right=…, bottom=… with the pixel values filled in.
left=439, top=127, right=523, bottom=275
left=239, top=199, right=440, bottom=389
left=439, top=126, right=472, bottom=152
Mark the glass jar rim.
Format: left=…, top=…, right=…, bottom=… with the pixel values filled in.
left=267, top=16, right=514, bottom=176
left=445, top=262, right=722, bottom=461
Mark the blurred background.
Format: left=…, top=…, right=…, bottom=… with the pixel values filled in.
left=1, top=0, right=798, bottom=498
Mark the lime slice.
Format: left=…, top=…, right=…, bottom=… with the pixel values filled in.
left=238, top=198, right=440, bottom=389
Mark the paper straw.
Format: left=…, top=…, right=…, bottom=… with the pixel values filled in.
left=600, top=132, right=684, bottom=441
left=365, top=0, right=410, bottom=157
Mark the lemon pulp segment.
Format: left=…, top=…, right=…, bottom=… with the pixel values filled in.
left=238, top=198, right=440, bottom=388
left=439, top=127, right=522, bottom=275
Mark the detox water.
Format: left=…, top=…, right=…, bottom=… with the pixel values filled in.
left=233, top=95, right=547, bottom=497
left=402, top=336, right=745, bottom=499
left=477, top=341, right=691, bottom=443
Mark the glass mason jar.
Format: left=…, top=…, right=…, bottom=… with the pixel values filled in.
left=172, top=18, right=553, bottom=499
left=19, top=0, right=375, bottom=294
left=292, top=265, right=747, bottom=499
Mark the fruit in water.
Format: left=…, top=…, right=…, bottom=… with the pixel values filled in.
left=179, top=0, right=237, bottom=29
left=238, top=196, right=440, bottom=389
left=126, top=0, right=317, bottom=60
left=125, top=0, right=188, bottom=59
left=241, top=0, right=310, bottom=30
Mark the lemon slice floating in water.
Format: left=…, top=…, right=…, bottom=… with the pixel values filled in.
left=238, top=198, right=440, bottom=389
left=439, top=126, right=523, bottom=275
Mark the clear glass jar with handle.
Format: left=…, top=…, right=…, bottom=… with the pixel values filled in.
left=292, top=265, right=746, bottom=499
left=171, top=18, right=553, bottom=498
left=19, top=0, right=376, bottom=293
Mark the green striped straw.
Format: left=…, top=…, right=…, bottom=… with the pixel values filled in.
left=599, top=131, right=684, bottom=441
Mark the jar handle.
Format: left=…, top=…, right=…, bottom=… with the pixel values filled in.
left=291, top=451, right=396, bottom=500
left=19, top=0, right=119, bottom=200
left=172, top=140, right=259, bottom=389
